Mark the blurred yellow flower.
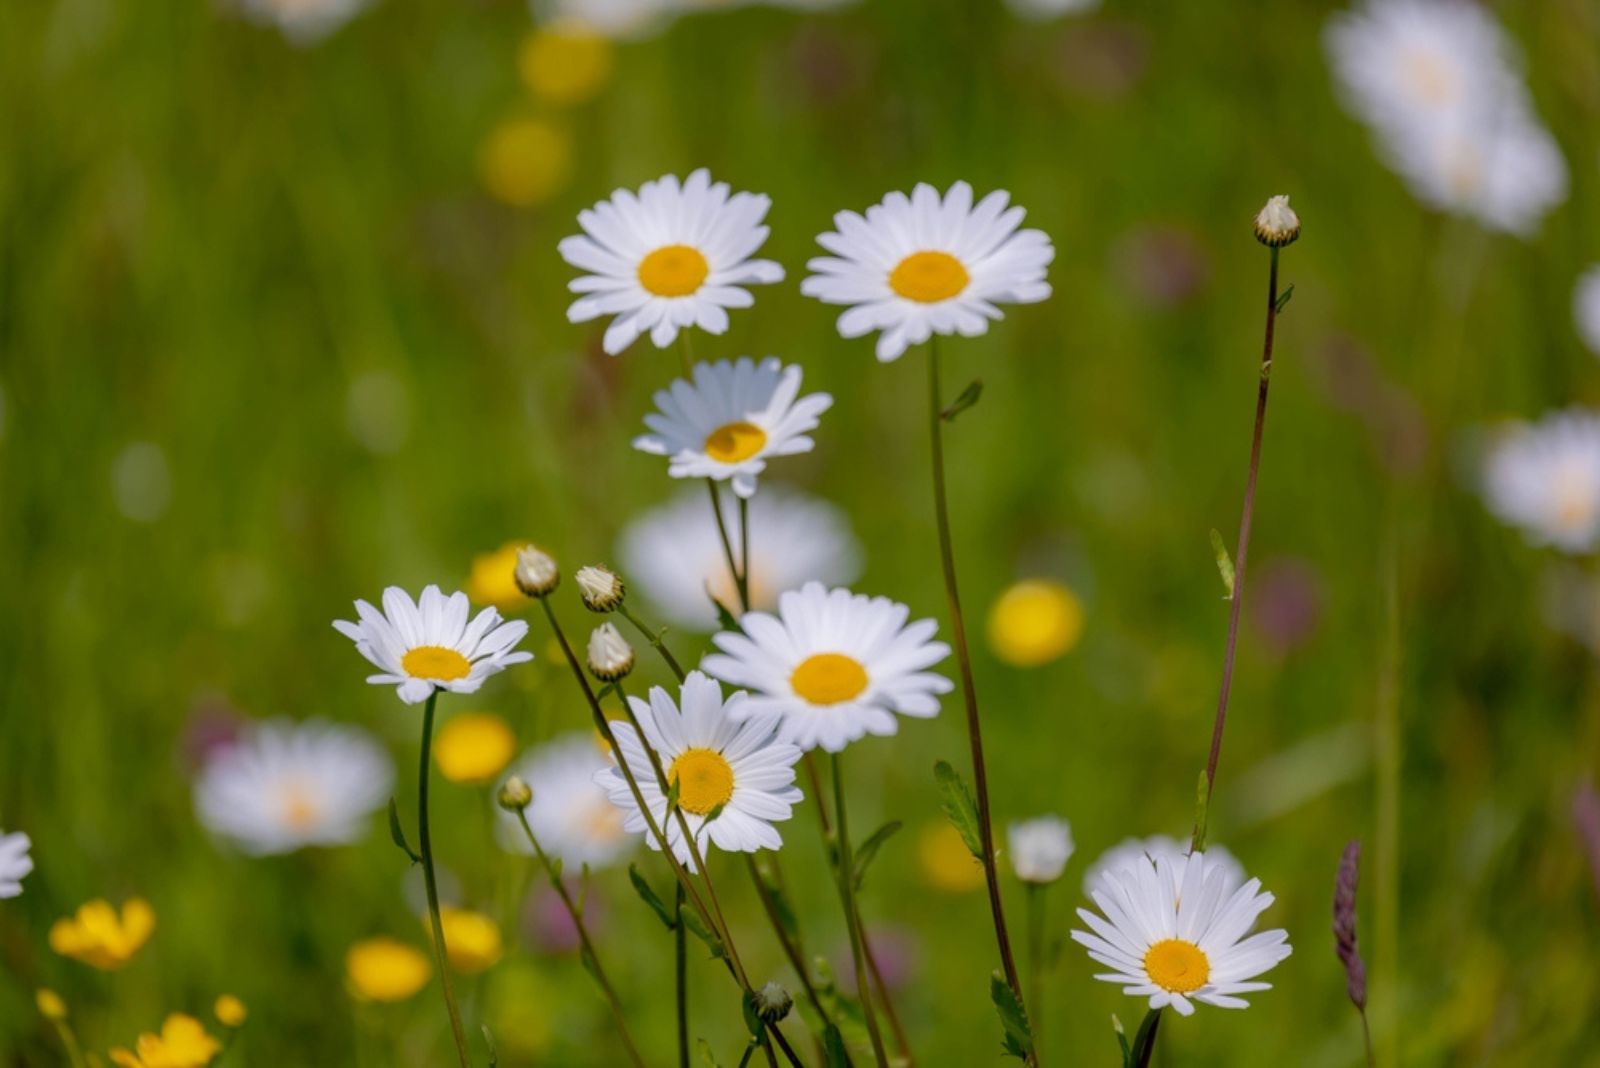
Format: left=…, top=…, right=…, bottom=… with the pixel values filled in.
left=478, top=117, right=573, bottom=208
left=438, top=907, right=504, bottom=974
left=109, top=1013, right=221, bottom=1068
left=986, top=579, right=1084, bottom=668
left=49, top=898, right=155, bottom=970
left=519, top=22, right=616, bottom=106
left=435, top=712, right=517, bottom=785
left=212, top=995, right=247, bottom=1029
left=917, top=822, right=985, bottom=893
left=346, top=937, right=431, bottom=1002
left=466, top=541, right=533, bottom=609
left=35, top=989, right=67, bottom=1020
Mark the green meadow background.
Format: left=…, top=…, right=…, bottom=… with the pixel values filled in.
left=4, top=0, right=1600, bottom=1063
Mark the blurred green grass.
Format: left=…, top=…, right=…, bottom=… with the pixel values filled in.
left=3, top=0, right=1600, bottom=1064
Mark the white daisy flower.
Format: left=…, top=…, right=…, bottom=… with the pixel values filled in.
left=1082, top=835, right=1244, bottom=898
left=634, top=357, right=833, bottom=499
left=702, top=581, right=952, bottom=753
left=596, top=671, right=803, bottom=869
left=801, top=180, right=1054, bottom=362
left=560, top=169, right=784, bottom=355
left=618, top=487, right=862, bottom=631
left=194, top=719, right=394, bottom=856
left=1072, top=849, right=1292, bottom=1017
left=1575, top=265, right=1600, bottom=358
left=498, top=733, right=634, bottom=870
left=1480, top=410, right=1600, bottom=553
left=1007, top=816, right=1074, bottom=885
left=236, top=0, right=368, bottom=43
left=1005, top=0, right=1098, bottom=19
left=334, top=585, right=533, bottom=704
left=0, top=830, right=33, bottom=898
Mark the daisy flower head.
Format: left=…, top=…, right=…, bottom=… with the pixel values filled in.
left=702, top=581, right=952, bottom=753
left=334, top=585, right=532, bottom=705
left=1082, top=835, right=1243, bottom=898
left=1072, top=849, right=1292, bottom=1017
left=1575, top=265, right=1600, bottom=358
left=596, top=671, right=803, bottom=869
left=194, top=719, right=394, bottom=856
left=1480, top=410, right=1600, bottom=553
left=0, top=829, right=33, bottom=898
left=1007, top=816, right=1074, bottom=885
left=498, top=733, right=633, bottom=870
left=634, top=357, right=833, bottom=499
left=618, top=487, right=862, bottom=631
left=802, top=180, right=1054, bottom=362
left=560, top=169, right=784, bottom=355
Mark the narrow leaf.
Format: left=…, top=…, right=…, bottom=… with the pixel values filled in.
left=482, top=1024, right=499, bottom=1068
left=1129, top=1008, right=1162, bottom=1068
left=934, top=760, right=984, bottom=860
left=628, top=865, right=676, bottom=929
left=697, top=1038, right=722, bottom=1068
left=990, top=972, right=1034, bottom=1060
left=741, top=990, right=765, bottom=1040
left=707, top=586, right=741, bottom=633
left=941, top=379, right=984, bottom=422
left=1274, top=283, right=1295, bottom=314
left=579, top=943, right=603, bottom=985
left=1209, top=529, right=1235, bottom=601
left=681, top=908, right=727, bottom=960
left=387, top=798, right=420, bottom=865
left=852, top=820, right=904, bottom=890
left=823, top=1024, right=851, bottom=1068
left=1193, top=770, right=1211, bottom=853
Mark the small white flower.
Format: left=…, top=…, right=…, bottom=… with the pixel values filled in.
left=1072, top=849, right=1292, bottom=1017
left=1004, top=0, right=1098, bottom=19
left=596, top=671, right=803, bottom=869
left=703, top=581, right=952, bottom=753
left=194, top=719, right=394, bottom=856
left=1480, top=410, right=1600, bottom=553
left=634, top=358, right=833, bottom=499
left=587, top=622, right=636, bottom=681
left=334, top=585, right=533, bottom=704
left=1008, top=816, right=1074, bottom=885
left=0, top=830, right=33, bottom=898
left=618, top=487, right=862, bottom=631
left=802, top=180, right=1054, bottom=362
left=236, top=0, right=369, bottom=43
left=499, top=734, right=634, bottom=870
left=1575, top=265, right=1600, bottom=358
left=560, top=169, right=784, bottom=355
left=1082, top=835, right=1244, bottom=898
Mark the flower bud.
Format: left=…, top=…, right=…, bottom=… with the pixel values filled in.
left=35, top=989, right=67, bottom=1021
left=514, top=545, right=560, bottom=598
left=586, top=622, right=634, bottom=682
left=1254, top=195, right=1300, bottom=247
left=576, top=565, right=626, bottom=612
left=754, top=981, right=793, bottom=1024
left=497, top=775, right=533, bottom=812
left=214, top=994, right=248, bottom=1028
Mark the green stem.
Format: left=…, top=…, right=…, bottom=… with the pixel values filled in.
left=50, top=1020, right=88, bottom=1068
left=418, top=693, right=472, bottom=1068
left=706, top=479, right=746, bottom=614
left=676, top=882, right=690, bottom=1068
left=619, top=603, right=687, bottom=679
left=830, top=752, right=890, bottom=1067
left=1026, top=883, right=1045, bottom=1057
left=736, top=494, right=752, bottom=608
left=1130, top=1008, right=1161, bottom=1068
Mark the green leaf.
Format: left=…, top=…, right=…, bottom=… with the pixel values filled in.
left=1209, top=529, right=1235, bottom=601
left=933, top=760, right=984, bottom=860
left=707, top=587, right=741, bottom=633
left=387, top=798, right=420, bottom=865
left=1192, top=770, right=1211, bottom=853
left=628, top=865, right=676, bottom=929
left=1113, top=1014, right=1131, bottom=1068
left=579, top=943, right=602, bottom=985
left=680, top=908, right=727, bottom=960
left=1274, top=283, right=1295, bottom=314
left=941, top=379, right=984, bottom=421
left=666, top=777, right=683, bottom=815
left=852, top=820, right=903, bottom=890
left=741, top=990, right=765, bottom=1040
left=705, top=801, right=728, bottom=824
left=482, top=1024, right=499, bottom=1068
left=990, top=972, right=1034, bottom=1060
left=756, top=865, right=800, bottom=939
left=1129, top=1008, right=1162, bottom=1068
left=697, top=1038, right=722, bottom=1068
left=822, top=1023, right=850, bottom=1068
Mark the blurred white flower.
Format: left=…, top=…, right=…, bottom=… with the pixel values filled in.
left=0, top=830, right=33, bottom=898
left=499, top=733, right=633, bottom=870
left=548, top=0, right=853, bottom=38
left=1081, top=834, right=1244, bottom=898
left=1575, top=265, right=1600, bottom=358
left=111, top=442, right=171, bottom=523
left=235, top=0, right=369, bottom=43
left=1480, top=410, right=1600, bottom=554
left=195, top=719, right=393, bottom=855
left=1007, top=816, right=1074, bottom=885
left=1004, top=0, right=1098, bottom=19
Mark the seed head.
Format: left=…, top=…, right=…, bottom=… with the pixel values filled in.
left=1332, top=839, right=1366, bottom=1010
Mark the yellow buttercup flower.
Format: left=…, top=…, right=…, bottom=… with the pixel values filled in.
left=466, top=541, right=534, bottom=609
left=109, top=1014, right=221, bottom=1068
left=346, top=937, right=431, bottom=1002
left=479, top=117, right=573, bottom=208
left=213, top=995, right=247, bottom=1029
left=435, top=712, right=517, bottom=785
left=35, top=989, right=67, bottom=1020
left=518, top=22, right=615, bottom=106
left=987, top=579, right=1084, bottom=668
left=49, top=898, right=155, bottom=970
left=438, top=907, right=503, bottom=974
left=917, top=822, right=986, bottom=894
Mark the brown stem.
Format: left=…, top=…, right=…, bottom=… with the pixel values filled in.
left=830, top=752, right=890, bottom=1067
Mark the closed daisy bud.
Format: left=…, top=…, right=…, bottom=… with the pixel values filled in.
left=1007, top=815, right=1074, bottom=885
left=497, top=775, right=533, bottom=812
left=214, top=994, right=248, bottom=1028
left=575, top=566, right=625, bottom=612
left=587, top=623, right=634, bottom=682
left=754, top=981, right=793, bottom=1024
left=514, top=546, right=560, bottom=598
left=1254, top=195, right=1300, bottom=247
left=35, top=989, right=67, bottom=1020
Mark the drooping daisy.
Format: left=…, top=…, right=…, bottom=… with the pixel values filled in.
left=235, top=0, right=368, bottom=43
left=498, top=733, right=634, bottom=870
left=334, top=585, right=532, bottom=704
left=1480, top=410, right=1600, bottom=553
left=1072, top=849, right=1292, bottom=1017
left=560, top=169, right=784, bottom=355
left=0, top=830, right=33, bottom=898
left=801, top=181, right=1054, bottom=362
left=1575, top=265, right=1600, bottom=359
left=1007, top=816, right=1074, bottom=885
left=1081, top=835, right=1243, bottom=898
left=194, top=719, right=394, bottom=856
left=634, top=357, right=833, bottom=499
left=618, top=487, right=862, bottom=631
left=596, top=671, right=803, bottom=868
left=702, top=582, right=952, bottom=752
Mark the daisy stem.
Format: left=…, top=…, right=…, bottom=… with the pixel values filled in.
left=737, top=495, right=752, bottom=605
left=676, top=882, right=690, bottom=1068
left=1131, top=1008, right=1162, bottom=1068
left=925, top=338, right=1030, bottom=1034
left=417, top=692, right=472, bottom=1068
left=707, top=479, right=750, bottom=612
left=513, top=810, right=646, bottom=1068
left=1192, top=245, right=1283, bottom=851
left=49, top=1019, right=88, bottom=1068
left=829, top=751, right=891, bottom=1068
left=618, top=603, right=687, bottom=679
left=1025, top=883, right=1045, bottom=1056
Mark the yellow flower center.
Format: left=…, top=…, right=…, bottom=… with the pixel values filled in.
left=401, top=645, right=472, bottom=682
left=667, top=747, right=735, bottom=815
left=889, top=250, right=970, bottom=303
left=280, top=784, right=320, bottom=831
left=703, top=421, right=768, bottom=463
left=1143, top=938, right=1210, bottom=994
left=1403, top=49, right=1457, bottom=107
left=789, top=653, right=869, bottom=705
left=638, top=244, right=710, bottom=297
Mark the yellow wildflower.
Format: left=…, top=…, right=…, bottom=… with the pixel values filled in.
left=35, top=989, right=67, bottom=1020
left=212, top=995, right=247, bottom=1029
left=109, top=1014, right=221, bottom=1068
left=466, top=541, right=534, bottom=609
left=518, top=22, right=615, bottom=105
left=987, top=579, right=1084, bottom=668
left=346, top=937, right=431, bottom=1002
left=435, top=712, right=516, bottom=785
left=917, top=822, right=986, bottom=893
left=49, top=898, right=155, bottom=970
left=438, top=907, right=504, bottom=974
left=478, top=117, right=573, bottom=208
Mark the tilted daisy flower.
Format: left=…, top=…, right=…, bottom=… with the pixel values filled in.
left=1007, top=816, right=1074, bottom=886
left=0, top=829, right=33, bottom=898
left=498, top=733, right=633, bottom=870
left=194, top=719, right=394, bottom=856
left=702, top=582, right=952, bottom=752
left=801, top=180, right=1054, bottom=362
left=1480, top=410, right=1600, bottom=553
left=596, top=671, right=803, bottom=869
left=618, top=487, right=862, bottom=631
left=560, top=169, right=784, bottom=355
left=1575, top=265, right=1600, bottom=359
left=1082, top=835, right=1243, bottom=898
left=634, top=357, right=833, bottom=498
left=334, top=585, right=532, bottom=704
left=1072, top=849, right=1292, bottom=1017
